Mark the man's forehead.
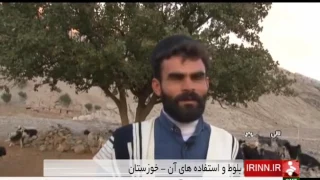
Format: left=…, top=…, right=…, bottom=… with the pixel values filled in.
left=162, top=57, right=206, bottom=73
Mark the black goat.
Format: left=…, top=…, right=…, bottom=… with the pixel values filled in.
left=256, top=134, right=272, bottom=147
left=283, top=141, right=301, bottom=159
left=275, top=137, right=290, bottom=147
left=6, top=126, right=38, bottom=148
left=239, top=139, right=246, bottom=145
left=260, top=148, right=283, bottom=159
left=17, top=126, right=38, bottom=139
left=83, top=129, right=90, bottom=135
left=299, top=153, right=320, bottom=171
left=241, top=143, right=263, bottom=159
left=0, top=146, right=6, bottom=158
left=6, top=130, right=24, bottom=148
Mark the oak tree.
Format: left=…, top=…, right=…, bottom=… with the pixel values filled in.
left=0, top=3, right=295, bottom=125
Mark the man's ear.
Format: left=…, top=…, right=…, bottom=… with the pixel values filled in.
left=206, top=76, right=209, bottom=88
left=152, top=78, right=161, bottom=96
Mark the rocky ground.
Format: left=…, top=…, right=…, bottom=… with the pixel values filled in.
left=0, top=115, right=118, bottom=176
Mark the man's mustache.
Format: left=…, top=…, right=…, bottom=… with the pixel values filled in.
left=174, top=91, right=202, bottom=102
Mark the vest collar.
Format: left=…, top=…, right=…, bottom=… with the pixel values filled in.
left=159, top=109, right=205, bottom=137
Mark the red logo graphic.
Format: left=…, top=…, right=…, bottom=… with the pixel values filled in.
left=282, top=160, right=300, bottom=177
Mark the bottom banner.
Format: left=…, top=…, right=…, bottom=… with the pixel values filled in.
left=0, top=177, right=283, bottom=180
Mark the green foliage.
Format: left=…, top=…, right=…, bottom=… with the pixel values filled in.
left=1, top=92, right=12, bottom=103
left=94, top=105, right=101, bottom=110
left=18, top=91, right=27, bottom=100
left=85, top=103, right=93, bottom=111
left=0, top=85, right=10, bottom=94
left=0, top=3, right=296, bottom=124
left=57, top=93, right=72, bottom=107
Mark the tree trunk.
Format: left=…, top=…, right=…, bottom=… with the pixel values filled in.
left=101, top=86, right=159, bottom=125
left=102, top=85, right=129, bottom=126
left=118, top=88, right=130, bottom=126
left=119, top=103, right=129, bottom=126
left=135, top=94, right=159, bottom=122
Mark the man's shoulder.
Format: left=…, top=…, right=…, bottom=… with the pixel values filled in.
left=114, top=123, right=133, bottom=135
left=206, top=122, right=243, bottom=159
left=206, top=123, right=234, bottom=138
left=207, top=123, right=240, bottom=145
left=113, top=118, right=156, bottom=138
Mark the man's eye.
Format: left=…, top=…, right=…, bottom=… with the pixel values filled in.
left=171, top=76, right=183, bottom=80
left=168, top=74, right=184, bottom=80
left=191, top=74, right=205, bottom=80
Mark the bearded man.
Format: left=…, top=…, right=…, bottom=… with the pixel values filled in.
left=94, top=35, right=243, bottom=161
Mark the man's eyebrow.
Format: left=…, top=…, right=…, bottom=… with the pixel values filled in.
left=167, top=72, right=185, bottom=78
left=168, top=72, right=184, bottom=76
left=167, top=71, right=206, bottom=77
left=190, top=71, right=206, bottom=76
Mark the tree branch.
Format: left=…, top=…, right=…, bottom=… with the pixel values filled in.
left=112, top=26, right=125, bottom=37
left=193, top=16, right=211, bottom=32
left=217, top=99, right=227, bottom=109
left=130, top=87, right=139, bottom=97
left=181, top=4, right=197, bottom=28
left=101, top=86, right=120, bottom=107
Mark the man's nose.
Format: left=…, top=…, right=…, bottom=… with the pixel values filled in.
left=181, top=77, right=195, bottom=91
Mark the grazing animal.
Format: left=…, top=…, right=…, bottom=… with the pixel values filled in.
left=238, top=139, right=286, bottom=160
left=6, top=130, right=25, bottom=148
left=276, top=146, right=290, bottom=159
left=17, top=126, right=38, bottom=145
left=256, top=134, right=272, bottom=147
left=84, top=129, right=106, bottom=149
left=260, top=148, right=283, bottom=159
left=283, top=141, right=301, bottom=159
left=6, top=126, right=38, bottom=148
left=18, top=126, right=38, bottom=139
left=83, top=129, right=90, bottom=135
left=274, top=137, right=290, bottom=147
left=238, top=139, right=246, bottom=145
left=298, top=153, right=320, bottom=171
left=0, top=146, right=6, bottom=158
left=241, top=142, right=263, bottom=159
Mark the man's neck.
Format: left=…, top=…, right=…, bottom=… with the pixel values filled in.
left=162, top=110, right=198, bottom=141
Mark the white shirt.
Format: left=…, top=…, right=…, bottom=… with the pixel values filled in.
left=162, top=110, right=198, bottom=141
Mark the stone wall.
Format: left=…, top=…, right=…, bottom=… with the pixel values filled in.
left=28, top=124, right=111, bottom=155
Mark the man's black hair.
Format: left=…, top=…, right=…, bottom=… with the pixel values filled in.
left=150, top=34, right=210, bottom=80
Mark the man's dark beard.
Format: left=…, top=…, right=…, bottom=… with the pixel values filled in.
left=161, top=90, right=206, bottom=123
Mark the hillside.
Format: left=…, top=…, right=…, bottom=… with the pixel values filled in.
left=0, top=70, right=320, bottom=177
left=0, top=70, right=320, bottom=146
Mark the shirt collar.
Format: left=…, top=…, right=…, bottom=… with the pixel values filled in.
left=159, top=109, right=205, bottom=136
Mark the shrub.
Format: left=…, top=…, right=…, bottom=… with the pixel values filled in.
left=57, top=93, right=72, bottom=107
left=18, top=91, right=27, bottom=101
left=1, top=92, right=12, bottom=103
left=85, top=103, right=93, bottom=111
left=94, top=105, right=101, bottom=110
